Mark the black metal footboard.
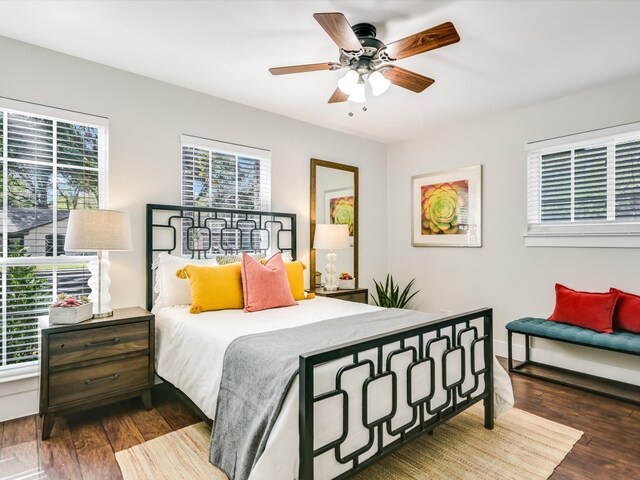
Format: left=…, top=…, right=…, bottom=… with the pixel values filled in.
left=299, top=308, right=493, bottom=480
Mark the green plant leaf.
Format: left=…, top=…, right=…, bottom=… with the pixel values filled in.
left=370, top=274, right=419, bottom=309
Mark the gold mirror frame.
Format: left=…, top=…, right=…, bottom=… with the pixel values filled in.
left=310, top=158, right=359, bottom=289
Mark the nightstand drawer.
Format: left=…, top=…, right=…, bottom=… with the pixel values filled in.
left=49, top=355, right=149, bottom=406
left=49, top=322, right=149, bottom=367
left=335, top=292, right=368, bottom=303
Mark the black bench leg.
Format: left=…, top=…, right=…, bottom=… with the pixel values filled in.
left=508, top=330, right=514, bottom=372
left=525, top=334, right=530, bottom=362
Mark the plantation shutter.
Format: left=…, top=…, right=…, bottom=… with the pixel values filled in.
left=180, top=134, right=271, bottom=211
left=0, top=102, right=107, bottom=374
left=526, top=122, right=640, bottom=239
left=615, top=139, right=640, bottom=220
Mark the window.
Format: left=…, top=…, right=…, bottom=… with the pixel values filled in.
left=525, top=122, right=640, bottom=247
left=181, top=135, right=271, bottom=254
left=0, top=99, right=107, bottom=376
left=181, top=134, right=271, bottom=211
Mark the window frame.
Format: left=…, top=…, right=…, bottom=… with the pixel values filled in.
left=0, top=98, right=108, bottom=379
left=524, top=121, right=640, bottom=248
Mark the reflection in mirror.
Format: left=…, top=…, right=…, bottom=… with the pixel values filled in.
left=310, top=158, right=358, bottom=290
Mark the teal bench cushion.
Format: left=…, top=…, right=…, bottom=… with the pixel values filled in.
left=506, top=317, right=640, bottom=355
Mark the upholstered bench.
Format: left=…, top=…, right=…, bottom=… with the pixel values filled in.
left=506, top=317, right=640, bottom=404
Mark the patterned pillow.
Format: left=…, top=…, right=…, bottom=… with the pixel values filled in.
left=216, top=253, right=266, bottom=265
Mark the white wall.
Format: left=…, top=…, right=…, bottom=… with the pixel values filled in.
left=0, top=35, right=388, bottom=417
left=387, top=75, right=640, bottom=384
left=0, top=35, right=388, bottom=304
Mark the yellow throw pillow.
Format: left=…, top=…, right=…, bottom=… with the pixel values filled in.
left=176, top=263, right=243, bottom=313
left=284, top=261, right=306, bottom=301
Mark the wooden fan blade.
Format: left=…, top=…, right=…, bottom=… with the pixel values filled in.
left=269, top=62, right=338, bottom=75
left=328, top=86, right=349, bottom=103
left=382, top=66, right=434, bottom=93
left=384, top=22, right=460, bottom=61
left=314, top=12, right=362, bottom=52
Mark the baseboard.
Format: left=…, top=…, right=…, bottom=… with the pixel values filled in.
left=494, top=339, right=640, bottom=387
left=0, top=375, right=39, bottom=422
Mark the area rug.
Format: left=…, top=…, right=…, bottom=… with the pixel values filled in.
left=115, top=405, right=582, bottom=480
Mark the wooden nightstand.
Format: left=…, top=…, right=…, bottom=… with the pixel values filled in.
left=313, top=287, right=369, bottom=304
left=39, top=307, right=154, bottom=440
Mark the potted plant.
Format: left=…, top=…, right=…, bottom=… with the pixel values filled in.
left=371, top=274, right=420, bottom=308
left=49, top=293, right=93, bottom=324
left=338, top=272, right=355, bottom=289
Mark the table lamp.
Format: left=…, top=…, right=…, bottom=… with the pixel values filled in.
left=64, top=209, right=133, bottom=318
left=313, top=224, right=349, bottom=291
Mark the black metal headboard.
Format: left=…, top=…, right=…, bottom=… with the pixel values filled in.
left=146, top=203, right=297, bottom=310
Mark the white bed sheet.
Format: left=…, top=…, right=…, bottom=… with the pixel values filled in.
left=155, top=296, right=383, bottom=420
left=155, top=297, right=514, bottom=480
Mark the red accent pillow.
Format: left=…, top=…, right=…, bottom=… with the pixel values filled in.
left=610, top=288, right=640, bottom=333
left=240, top=252, right=297, bottom=313
left=548, top=284, right=618, bottom=333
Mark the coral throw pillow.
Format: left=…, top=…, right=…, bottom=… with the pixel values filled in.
left=176, top=263, right=243, bottom=313
left=548, top=284, right=618, bottom=333
left=241, top=252, right=297, bottom=312
left=610, top=288, right=640, bottom=333
left=259, top=257, right=307, bottom=300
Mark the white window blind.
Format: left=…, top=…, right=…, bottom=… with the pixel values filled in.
left=526, top=122, right=640, bottom=247
left=0, top=100, right=107, bottom=375
left=181, top=134, right=271, bottom=211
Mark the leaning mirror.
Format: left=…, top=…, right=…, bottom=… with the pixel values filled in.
left=310, top=158, right=359, bottom=290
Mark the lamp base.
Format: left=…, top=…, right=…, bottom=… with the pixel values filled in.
left=324, top=251, right=338, bottom=292
left=88, top=254, right=113, bottom=318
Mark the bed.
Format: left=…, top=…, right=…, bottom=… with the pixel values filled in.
left=146, top=204, right=514, bottom=480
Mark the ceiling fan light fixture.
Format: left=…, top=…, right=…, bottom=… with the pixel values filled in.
left=348, top=81, right=366, bottom=103
left=337, top=69, right=359, bottom=94
left=369, top=70, right=391, bottom=96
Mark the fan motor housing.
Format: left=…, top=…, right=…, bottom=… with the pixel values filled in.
left=340, top=22, right=384, bottom=68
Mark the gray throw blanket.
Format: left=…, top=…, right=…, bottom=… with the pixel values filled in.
left=209, top=308, right=439, bottom=480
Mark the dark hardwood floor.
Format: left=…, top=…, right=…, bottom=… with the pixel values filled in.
left=1, top=360, right=639, bottom=479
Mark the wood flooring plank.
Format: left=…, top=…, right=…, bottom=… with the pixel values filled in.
left=153, top=387, right=202, bottom=431
left=2, top=415, right=36, bottom=448
left=129, top=405, right=173, bottom=441
left=76, top=444, right=123, bottom=480
left=68, top=410, right=111, bottom=453
left=1, top=364, right=639, bottom=479
left=559, top=442, right=639, bottom=479
left=100, top=403, right=145, bottom=452
left=37, top=415, right=83, bottom=480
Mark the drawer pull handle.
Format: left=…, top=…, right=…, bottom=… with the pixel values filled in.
left=85, top=373, right=120, bottom=385
left=85, top=338, right=120, bottom=348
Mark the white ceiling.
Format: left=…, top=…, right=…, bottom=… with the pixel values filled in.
left=1, top=0, right=640, bottom=144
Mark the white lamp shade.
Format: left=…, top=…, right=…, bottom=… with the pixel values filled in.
left=348, top=82, right=366, bottom=103
left=314, top=224, right=349, bottom=250
left=369, top=70, right=391, bottom=96
left=64, top=209, right=133, bottom=252
left=338, top=70, right=359, bottom=95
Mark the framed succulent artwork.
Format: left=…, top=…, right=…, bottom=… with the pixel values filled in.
left=411, top=165, right=482, bottom=247
left=324, top=187, right=355, bottom=240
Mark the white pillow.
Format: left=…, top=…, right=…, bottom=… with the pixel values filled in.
left=153, top=252, right=218, bottom=310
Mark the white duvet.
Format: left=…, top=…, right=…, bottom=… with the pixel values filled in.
left=154, top=297, right=514, bottom=479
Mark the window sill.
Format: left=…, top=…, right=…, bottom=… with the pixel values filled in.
left=0, top=365, right=39, bottom=384
left=523, top=234, right=640, bottom=248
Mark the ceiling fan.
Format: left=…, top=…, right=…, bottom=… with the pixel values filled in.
left=269, top=12, right=460, bottom=104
